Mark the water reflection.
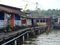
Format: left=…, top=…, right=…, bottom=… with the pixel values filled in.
left=20, top=30, right=60, bottom=45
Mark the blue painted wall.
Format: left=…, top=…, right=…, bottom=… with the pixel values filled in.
left=0, top=12, right=4, bottom=20
left=14, top=14, right=20, bottom=20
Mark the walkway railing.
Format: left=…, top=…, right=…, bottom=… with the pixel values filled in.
left=1, top=26, right=47, bottom=45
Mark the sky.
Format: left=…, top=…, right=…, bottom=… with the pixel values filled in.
left=0, top=0, right=60, bottom=10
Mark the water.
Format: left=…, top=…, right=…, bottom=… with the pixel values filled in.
left=20, top=30, right=60, bottom=45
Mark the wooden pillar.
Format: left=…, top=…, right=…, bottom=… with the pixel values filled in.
left=39, top=29, right=40, bottom=34
left=9, top=14, right=14, bottom=27
left=23, top=35, right=25, bottom=42
left=27, top=33, right=29, bottom=38
left=14, top=40, right=17, bottom=45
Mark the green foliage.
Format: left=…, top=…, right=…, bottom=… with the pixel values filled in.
left=21, top=25, right=27, bottom=29
left=26, top=9, right=60, bottom=16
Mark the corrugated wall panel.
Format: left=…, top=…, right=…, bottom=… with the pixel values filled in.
left=14, top=20, right=21, bottom=26
left=26, top=19, right=32, bottom=26
left=0, top=20, right=7, bottom=28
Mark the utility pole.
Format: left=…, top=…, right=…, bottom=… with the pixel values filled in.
left=36, top=2, right=38, bottom=10
left=36, top=2, right=40, bottom=17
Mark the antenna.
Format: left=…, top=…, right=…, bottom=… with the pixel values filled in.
left=36, top=2, right=38, bottom=10
left=35, top=2, right=40, bottom=16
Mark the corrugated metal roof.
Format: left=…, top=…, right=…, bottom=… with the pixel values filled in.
left=26, top=12, right=49, bottom=19
left=0, top=4, right=24, bottom=15
left=0, top=4, right=50, bottom=19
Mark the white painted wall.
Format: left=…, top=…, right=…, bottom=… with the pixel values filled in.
left=0, top=20, right=7, bottom=28
left=0, top=13, right=9, bottom=28
left=58, top=18, right=60, bottom=24
left=14, top=20, right=21, bottom=26
left=26, top=19, right=32, bottom=26
left=33, top=19, right=37, bottom=25
left=4, top=13, right=10, bottom=21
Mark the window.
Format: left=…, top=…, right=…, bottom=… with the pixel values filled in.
left=54, top=19, right=57, bottom=22
left=0, top=15, right=4, bottom=20
left=0, top=12, right=4, bottom=20
left=43, top=20, right=45, bottom=22
left=40, top=20, right=42, bottom=22
left=22, top=20, right=26, bottom=24
left=14, top=14, right=20, bottom=20
left=36, top=19, right=39, bottom=22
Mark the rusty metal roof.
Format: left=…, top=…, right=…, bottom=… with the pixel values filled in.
left=25, top=12, right=50, bottom=19
left=0, top=4, right=50, bottom=19
left=0, top=4, right=25, bottom=15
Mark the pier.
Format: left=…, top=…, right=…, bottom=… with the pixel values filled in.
left=0, top=26, right=47, bottom=45
left=0, top=4, right=60, bottom=45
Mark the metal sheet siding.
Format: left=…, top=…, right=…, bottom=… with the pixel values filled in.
left=0, top=13, right=7, bottom=28
left=26, top=19, right=32, bottom=26
left=14, top=20, right=21, bottom=26
left=0, top=20, right=7, bottom=28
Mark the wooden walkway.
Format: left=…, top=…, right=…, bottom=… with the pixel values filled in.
left=0, top=26, right=47, bottom=42
left=0, top=28, right=30, bottom=42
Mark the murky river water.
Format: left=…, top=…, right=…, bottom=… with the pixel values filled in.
left=21, top=30, right=60, bottom=45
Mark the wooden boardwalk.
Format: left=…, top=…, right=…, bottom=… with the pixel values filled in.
left=0, top=26, right=47, bottom=43
left=0, top=28, right=30, bottom=42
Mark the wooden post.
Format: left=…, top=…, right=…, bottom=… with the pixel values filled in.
left=23, top=36, right=25, bottom=42
left=38, top=30, right=40, bottom=34
left=14, top=40, right=17, bottom=45
left=46, top=26, right=50, bottom=34
left=27, top=33, right=29, bottom=38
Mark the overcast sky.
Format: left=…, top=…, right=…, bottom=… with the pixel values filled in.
left=0, top=0, right=60, bottom=10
